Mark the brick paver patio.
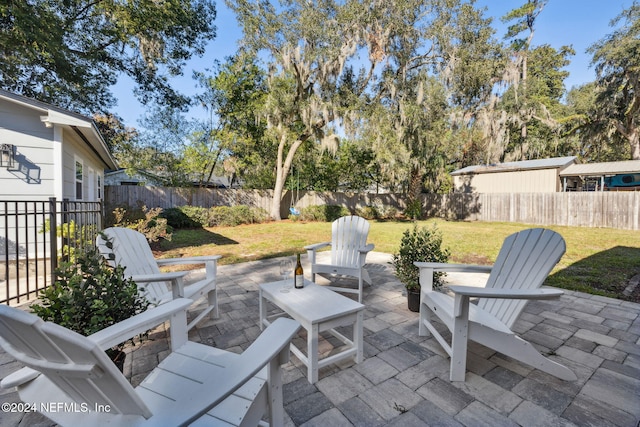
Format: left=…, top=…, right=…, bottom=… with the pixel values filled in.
left=1, top=252, right=639, bottom=426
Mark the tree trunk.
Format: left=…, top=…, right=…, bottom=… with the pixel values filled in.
left=630, top=129, right=640, bottom=160
left=270, top=135, right=304, bottom=220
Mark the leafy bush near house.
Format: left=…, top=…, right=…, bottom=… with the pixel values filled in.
left=31, top=242, right=150, bottom=342
left=299, top=205, right=351, bottom=222
left=392, top=223, right=450, bottom=292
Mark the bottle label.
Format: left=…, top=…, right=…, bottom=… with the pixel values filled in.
left=295, top=274, right=304, bottom=288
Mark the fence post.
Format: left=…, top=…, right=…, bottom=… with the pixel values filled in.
left=48, top=197, right=58, bottom=285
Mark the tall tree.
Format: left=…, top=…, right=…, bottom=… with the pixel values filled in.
left=227, top=0, right=371, bottom=219
left=194, top=55, right=272, bottom=188
left=0, top=0, right=216, bottom=114
left=564, top=83, right=623, bottom=161
left=588, top=1, right=640, bottom=159
left=498, top=0, right=548, bottom=160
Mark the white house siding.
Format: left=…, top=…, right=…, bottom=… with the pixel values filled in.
left=454, top=168, right=560, bottom=193
left=0, top=91, right=113, bottom=267
left=0, top=98, right=56, bottom=200
left=61, top=128, right=104, bottom=202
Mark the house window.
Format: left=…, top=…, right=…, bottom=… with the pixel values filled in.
left=75, top=159, right=83, bottom=200
left=97, top=174, right=102, bottom=199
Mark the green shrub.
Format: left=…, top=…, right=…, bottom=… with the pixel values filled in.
left=110, top=206, right=172, bottom=243
left=209, top=205, right=268, bottom=226
left=299, top=205, right=351, bottom=222
left=31, top=241, right=150, bottom=344
left=161, top=207, right=203, bottom=228
left=378, top=205, right=398, bottom=220
left=404, top=199, right=423, bottom=220
left=392, top=223, right=450, bottom=292
left=356, top=205, right=379, bottom=220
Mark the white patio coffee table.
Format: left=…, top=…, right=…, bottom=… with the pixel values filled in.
left=259, top=279, right=365, bottom=383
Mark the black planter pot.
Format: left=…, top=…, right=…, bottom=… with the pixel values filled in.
left=407, top=289, right=420, bottom=312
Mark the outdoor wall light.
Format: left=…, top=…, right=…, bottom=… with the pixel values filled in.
left=0, top=143, right=16, bottom=168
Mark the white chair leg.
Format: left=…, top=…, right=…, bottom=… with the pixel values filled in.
left=205, top=261, right=218, bottom=318
left=419, top=301, right=429, bottom=336
left=208, top=288, right=218, bottom=319
left=450, top=300, right=470, bottom=381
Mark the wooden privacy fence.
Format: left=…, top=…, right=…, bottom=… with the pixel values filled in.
left=104, top=186, right=640, bottom=230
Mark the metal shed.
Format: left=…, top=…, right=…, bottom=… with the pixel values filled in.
left=451, top=156, right=578, bottom=193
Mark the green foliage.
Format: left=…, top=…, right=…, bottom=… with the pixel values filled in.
left=116, top=204, right=269, bottom=229
left=356, top=205, right=379, bottom=220
left=355, top=204, right=398, bottom=220
left=195, top=55, right=272, bottom=190
left=392, top=224, right=450, bottom=291
left=108, top=206, right=172, bottom=243
left=40, top=219, right=97, bottom=264
left=0, top=0, right=215, bottom=113
left=161, top=207, right=206, bottom=228
left=31, top=244, right=150, bottom=346
left=404, top=200, right=424, bottom=220
left=587, top=2, right=640, bottom=159
left=299, top=205, right=351, bottom=222
left=294, top=141, right=380, bottom=192
left=209, top=206, right=269, bottom=226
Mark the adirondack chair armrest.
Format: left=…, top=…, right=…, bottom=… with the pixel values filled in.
left=415, top=262, right=493, bottom=273
left=416, top=262, right=493, bottom=292
left=305, top=242, right=331, bottom=265
left=449, top=285, right=564, bottom=299
left=304, top=242, right=331, bottom=252
left=1, top=367, right=40, bottom=389
left=156, top=255, right=221, bottom=266
left=236, top=317, right=300, bottom=372
left=1, top=299, right=193, bottom=390
left=88, top=298, right=193, bottom=350
left=358, top=243, right=375, bottom=254
left=449, top=286, right=564, bottom=318
left=182, top=318, right=301, bottom=422
left=131, top=272, right=187, bottom=298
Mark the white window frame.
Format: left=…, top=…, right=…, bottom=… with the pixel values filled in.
left=75, top=157, right=83, bottom=200
left=97, top=173, right=102, bottom=200
left=88, top=167, right=96, bottom=201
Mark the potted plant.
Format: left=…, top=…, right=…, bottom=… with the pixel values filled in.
left=31, top=235, right=150, bottom=370
left=392, top=223, right=450, bottom=312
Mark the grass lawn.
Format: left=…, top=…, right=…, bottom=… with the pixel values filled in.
left=156, top=219, right=640, bottom=302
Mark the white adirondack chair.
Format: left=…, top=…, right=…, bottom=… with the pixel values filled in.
left=305, top=215, right=375, bottom=303
left=416, top=228, right=577, bottom=382
left=0, top=300, right=300, bottom=426
left=97, top=227, right=220, bottom=330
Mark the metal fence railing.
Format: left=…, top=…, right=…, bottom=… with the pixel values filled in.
left=0, top=198, right=102, bottom=305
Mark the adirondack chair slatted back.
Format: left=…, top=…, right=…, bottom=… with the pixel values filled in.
left=331, top=216, right=370, bottom=267
left=479, top=228, right=566, bottom=329
left=98, top=228, right=168, bottom=304
left=0, top=306, right=152, bottom=417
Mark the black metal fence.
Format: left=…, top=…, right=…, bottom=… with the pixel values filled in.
left=0, top=198, right=102, bottom=305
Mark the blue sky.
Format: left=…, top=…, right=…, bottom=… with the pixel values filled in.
left=111, top=0, right=631, bottom=127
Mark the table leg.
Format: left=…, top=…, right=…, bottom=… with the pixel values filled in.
left=355, top=310, right=363, bottom=363
left=308, top=323, right=319, bottom=383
